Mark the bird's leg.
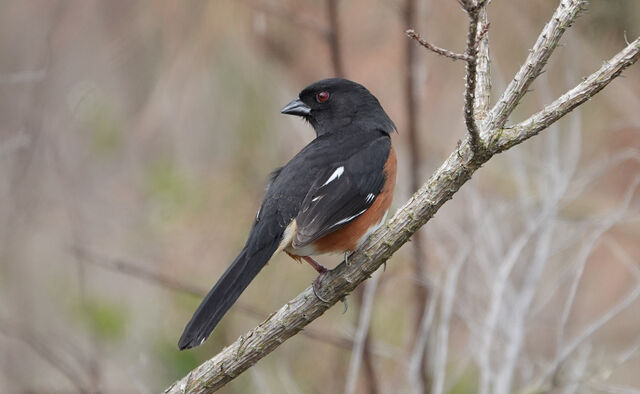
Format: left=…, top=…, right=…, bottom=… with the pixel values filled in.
left=344, top=250, right=351, bottom=265
left=301, top=255, right=328, bottom=274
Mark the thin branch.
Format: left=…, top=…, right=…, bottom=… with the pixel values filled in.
left=72, top=247, right=214, bottom=299
left=344, top=271, right=381, bottom=394
left=165, top=22, right=640, bottom=394
left=407, top=284, right=439, bottom=394
left=431, top=248, right=469, bottom=394
left=406, top=29, right=470, bottom=61
left=483, top=0, right=587, bottom=131
left=488, top=36, right=640, bottom=153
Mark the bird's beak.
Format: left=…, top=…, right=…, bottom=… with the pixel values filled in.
left=280, top=98, right=311, bottom=116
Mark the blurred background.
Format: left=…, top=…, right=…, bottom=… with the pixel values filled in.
left=1, top=1, right=639, bottom=393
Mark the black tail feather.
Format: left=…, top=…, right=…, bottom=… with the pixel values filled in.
left=178, top=242, right=276, bottom=350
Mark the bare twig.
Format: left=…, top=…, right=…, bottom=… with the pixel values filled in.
left=406, top=29, right=470, bottom=61
left=165, top=18, right=640, bottom=394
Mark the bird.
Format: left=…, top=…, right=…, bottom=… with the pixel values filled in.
left=178, top=78, right=397, bottom=350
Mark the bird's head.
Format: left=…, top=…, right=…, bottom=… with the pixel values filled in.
left=281, top=78, right=396, bottom=137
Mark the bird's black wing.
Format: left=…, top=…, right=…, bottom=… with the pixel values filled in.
left=292, top=136, right=390, bottom=248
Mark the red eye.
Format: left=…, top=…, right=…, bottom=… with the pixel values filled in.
left=316, top=91, right=329, bottom=103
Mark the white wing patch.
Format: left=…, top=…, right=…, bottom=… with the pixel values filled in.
left=311, top=195, right=324, bottom=202
left=322, top=166, right=344, bottom=186
left=365, top=193, right=376, bottom=203
left=330, top=209, right=367, bottom=229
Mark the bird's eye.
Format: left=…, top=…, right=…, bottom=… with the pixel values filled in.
left=316, top=91, right=330, bottom=103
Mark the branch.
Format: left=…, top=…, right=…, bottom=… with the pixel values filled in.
left=487, top=36, right=640, bottom=153
left=474, top=10, right=491, bottom=120
left=406, top=29, right=470, bottom=61
left=483, top=0, right=587, bottom=131
left=165, top=27, right=640, bottom=394
left=461, top=0, right=489, bottom=154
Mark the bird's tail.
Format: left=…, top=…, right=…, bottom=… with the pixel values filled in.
left=178, top=241, right=277, bottom=350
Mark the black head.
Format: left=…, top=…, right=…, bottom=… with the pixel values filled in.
left=281, top=78, right=396, bottom=137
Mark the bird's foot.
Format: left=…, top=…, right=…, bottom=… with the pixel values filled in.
left=311, top=271, right=348, bottom=313
left=344, top=250, right=351, bottom=265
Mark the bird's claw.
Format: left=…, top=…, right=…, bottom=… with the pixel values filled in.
left=312, top=274, right=330, bottom=303
left=341, top=296, right=348, bottom=313
left=344, top=250, right=351, bottom=265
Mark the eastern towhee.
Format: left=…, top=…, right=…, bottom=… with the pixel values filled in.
left=179, top=78, right=397, bottom=350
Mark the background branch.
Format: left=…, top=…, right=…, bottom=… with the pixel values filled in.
left=73, top=247, right=399, bottom=359
left=403, top=0, right=431, bottom=389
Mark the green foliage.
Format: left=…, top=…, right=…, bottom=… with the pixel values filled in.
left=74, top=297, right=128, bottom=342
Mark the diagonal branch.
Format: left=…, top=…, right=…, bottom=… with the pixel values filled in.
left=483, top=0, right=587, bottom=131
left=487, top=36, right=640, bottom=153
